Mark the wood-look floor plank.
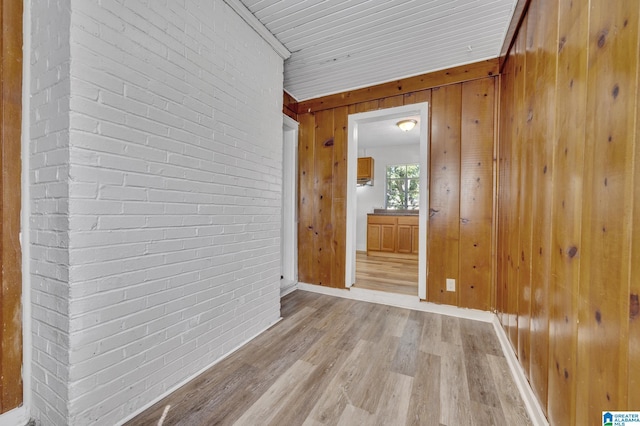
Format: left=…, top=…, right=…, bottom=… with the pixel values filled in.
left=349, top=333, right=399, bottom=414
left=373, top=372, right=413, bottom=426
left=336, top=404, right=374, bottom=426
left=459, top=318, right=503, bottom=357
left=391, top=313, right=423, bottom=377
left=407, top=351, right=441, bottom=426
left=270, top=349, right=349, bottom=425
left=486, top=354, right=532, bottom=425
left=354, top=252, right=418, bottom=295
left=418, top=312, right=442, bottom=354
left=127, top=291, right=532, bottom=426
left=439, top=341, right=473, bottom=426
left=305, top=339, right=375, bottom=424
left=234, top=360, right=317, bottom=426
left=383, top=306, right=410, bottom=338
left=440, top=315, right=463, bottom=346
left=470, top=400, right=503, bottom=426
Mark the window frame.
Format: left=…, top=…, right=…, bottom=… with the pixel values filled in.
left=384, top=163, right=420, bottom=210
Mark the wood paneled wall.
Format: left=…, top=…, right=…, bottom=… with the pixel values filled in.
left=283, top=91, right=297, bottom=121
left=0, top=0, right=23, bottom=414
left=497, top=0, right=640, bottom=424
left=296, top=64, right=497, bottom=311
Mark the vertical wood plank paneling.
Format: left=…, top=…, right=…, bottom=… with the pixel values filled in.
left=298, top=77, right=495, bottom=309
left=499, top=1, right=640, bottom=423
left=547, top=0, right=589, bottom=424
left=507, top=17, right=527, bottom=350
left=629, top=22, right=640, bottom=405
left=378, top=95, right=404, bottom=110
left=576, top=2, right=639, bottom=423
left=496, top=73, right=507, bottom=327
left=350, top=100, right=380, bottom=115
left=516, top=1, right=538, bottom=377
left=404, top=89, right=432, bottom=297
left=403, top=90, right=431, bottom=106
left=490, top=78, right=500, bottom=315
left=428, top=85, right=461, bottom=306
left=0, top=0, right=24, bottom=412
left=528, top=0, right=557, bottom=409
left=314, top=110, right=335, bottom=287
left=459, top=78, right=494, bottom=311
left=298, top=113, right=316, bottom=284
left=497, top=56, right=515, bottom=331
left=331, top=107, right=348, bottom=288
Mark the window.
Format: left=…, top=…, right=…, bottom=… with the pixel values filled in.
left=385, top=164, right=419, bottom=209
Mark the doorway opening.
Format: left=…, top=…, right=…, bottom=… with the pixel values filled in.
left=346, top=103, right=429, bottom=299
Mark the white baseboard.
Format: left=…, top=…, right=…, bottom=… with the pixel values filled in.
left=296, top=282, right=494, bottom=322
left=492, top=317, right=549, bottom=426
left=296, top=282, right=548, bottom=425
left=0, top=405, right=29, bottom=426
left=280, top=279, right=298, bottom=298
left=116, top=316, right=282, bottom=426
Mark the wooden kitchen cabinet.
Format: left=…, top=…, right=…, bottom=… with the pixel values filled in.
left=380, top=224, right=395, bottom=252
left=397, top=224, right=412, bottom=253
left=411, top=225, right=419, bottom=254
left=367, top=214, right=418, bottom=257
left=367, top=223, right=381, bottom=251
left=357, top=157, right=374, bottom=184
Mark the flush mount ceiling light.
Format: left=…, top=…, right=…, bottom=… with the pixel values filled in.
left=396, top=119, right=417, bottom=132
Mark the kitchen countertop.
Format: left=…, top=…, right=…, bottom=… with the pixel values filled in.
left=368, top=209, right=419, bottom=216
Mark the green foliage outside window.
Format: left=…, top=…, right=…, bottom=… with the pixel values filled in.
left=385, top=164, right=419, bottom=209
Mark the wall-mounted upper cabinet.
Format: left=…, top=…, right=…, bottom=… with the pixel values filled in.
left=357, top=157, right=374, bottom=185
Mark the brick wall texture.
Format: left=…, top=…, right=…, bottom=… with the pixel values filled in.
left=29, top=1, right=284, bottom=424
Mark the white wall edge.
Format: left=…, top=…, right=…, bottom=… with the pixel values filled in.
left=222, top=0, right=291, bottom=60
left=491, top=316, right=549, bottom=426
left=280, top=280, right=298, bottom=298
left=116, top=316, right=282, bottom=426
left=296, top=283, right=493, bottom=323
left=281, top=114, right=298, bottom=289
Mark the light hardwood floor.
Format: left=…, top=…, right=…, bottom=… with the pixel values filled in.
left=354, top=251, right=418, bottom=296
left=127, top=291, right=532, bottom=426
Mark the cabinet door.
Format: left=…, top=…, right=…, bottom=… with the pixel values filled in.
left=367, top=224, right=381, bottom=252
left=357, top=157, right=373, bottom=180
left=397, top=225, right=413, bottom=253
left=381, top=224, right=396, bottom=252
left=411, top=225, right=419, bottom=253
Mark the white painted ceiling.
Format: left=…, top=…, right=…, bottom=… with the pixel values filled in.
left=359, top=115, right=420, bottom=150
left=239, top=0, right=517, bottom=101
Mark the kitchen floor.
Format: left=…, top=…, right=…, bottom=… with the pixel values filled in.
left=354, top=252, right=418, bottom=296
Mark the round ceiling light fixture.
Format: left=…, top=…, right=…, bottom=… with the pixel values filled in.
left=396, top=119, right=417, bottom=132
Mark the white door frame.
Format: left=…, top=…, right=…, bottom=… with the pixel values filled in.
left=346, top=103, right=429, bottom=300
left=281, top=114, right=298, bottom=293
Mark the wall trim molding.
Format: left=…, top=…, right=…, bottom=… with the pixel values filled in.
left=491, top=317, right=549, bottom=426
left=296, top=283, right=494, bottom=322
left=222, top=0, right=290, bottom=60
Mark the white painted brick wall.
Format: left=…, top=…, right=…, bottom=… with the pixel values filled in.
left=29, top=0, right=284, bottom=424
left=30, top=0, right=72, bottom=425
